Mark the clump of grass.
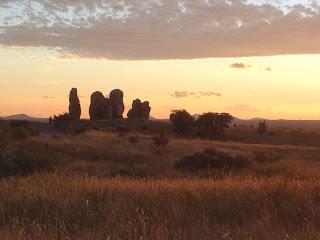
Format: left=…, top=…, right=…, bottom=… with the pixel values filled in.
left=254, top=150, right=282, bottom=163
left=152, top=130, right=169, bottom=147
left=175, top=148, right=251, bottom=172
left=128, top=135, right=140, bottom=145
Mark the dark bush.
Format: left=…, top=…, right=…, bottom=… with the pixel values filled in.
left=175, top=148, right=251, bottom=171
left=11, top=127, right=30, bottom=140
left=0, top=141, right=57, bottom=176
left=170, top=110, right=195, bottom=134
left=195, top=112, right=233, bottom=138
left=257, top=120, right=268, bottom=134
left=152, top=130, right=169, bottom=147
left=53, top=113, right=72, bottom=130
left=10, top=120, right=30, bottom=128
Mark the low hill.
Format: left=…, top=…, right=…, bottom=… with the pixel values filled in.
left=1, top=114, right=48, bottom=123
left=232, top=117, right=320, bottom=129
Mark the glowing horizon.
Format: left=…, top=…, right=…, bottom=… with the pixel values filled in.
left=1, top=48, right=320, bottom=120
left=1, top=0, right=320, bottom=120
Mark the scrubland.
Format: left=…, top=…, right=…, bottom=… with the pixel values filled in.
left=0, top=121, right=320, bottom=239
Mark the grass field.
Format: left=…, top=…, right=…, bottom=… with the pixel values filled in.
left=0, top=122, right=320, bottom=239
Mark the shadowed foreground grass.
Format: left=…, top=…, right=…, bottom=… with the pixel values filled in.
left=0, top=174, right=319, bottom=240
left=1, top=128, right=320, bottom=239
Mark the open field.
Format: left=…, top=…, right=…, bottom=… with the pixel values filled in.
left=0, top=121, right=320, bottom=239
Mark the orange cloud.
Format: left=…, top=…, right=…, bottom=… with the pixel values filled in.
left=172, top=91, right=222, bottom=99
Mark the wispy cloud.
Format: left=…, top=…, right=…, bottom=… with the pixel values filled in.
left=171, top=91, right=222, bottom=99
left=43, top=96, right=55, bottom=99
left=32, top=80, right=59, bottom=86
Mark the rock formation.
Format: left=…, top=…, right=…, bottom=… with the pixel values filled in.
left=89, top=91, right=112, bottom=120
left=69, top=88, right=81, bottom=120
left=127, top=99, right=151, bottom=120
left=109, top=89, right=125, bottom=119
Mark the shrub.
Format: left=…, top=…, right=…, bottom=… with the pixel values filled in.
left=195, top=112, right=233, bottom=138
left=0, top=141, right=57, bottom=176
left=175, top=148, right=251, bottom=172
left=170, top=110, right=195, bottom=134
left=53, top=113, right=72, bottom=130
left=11, top=127, right=31, bottom=140
left=10, top=120, right=30, bottom=128
left=152, top=130, right=169, bottom=147
left=257, top=120, right=268, bottom=134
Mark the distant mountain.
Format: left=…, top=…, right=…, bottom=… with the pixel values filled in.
left=2, top=114, right=320, bottom=129
left=1, top=114, right=48, bottom=122
left=149, top=116, right=169, bottom=122
left=232, top=117, right=320, bottom=129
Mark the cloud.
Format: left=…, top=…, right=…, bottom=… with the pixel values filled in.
left=0, top=1, right=320, bottom=60
left=199, top=91, right=222, bottom=97
left=265, top=67, right=273, bottom=71
left=43, top=96, right=55, bottom=99
left=230, top=63, right=252, bottom=69
left=172, top=91, right=222, bottom=99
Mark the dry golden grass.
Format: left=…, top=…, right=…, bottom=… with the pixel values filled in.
left=0, top=129, right=320, bottom=239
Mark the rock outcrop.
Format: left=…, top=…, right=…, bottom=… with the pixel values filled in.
left=109, top=89, right=125, bottom=119
left=89, top=91, right=112, bottom=120
left=127, top=99, right=151, bottom=120
left=69, top=88, right=81, bottom=120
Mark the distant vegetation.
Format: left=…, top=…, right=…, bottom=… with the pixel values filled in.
left=170, top=109, right=233, bottom=139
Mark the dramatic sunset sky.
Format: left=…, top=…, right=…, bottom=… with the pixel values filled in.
left=1, top=0, right=320, bottom=119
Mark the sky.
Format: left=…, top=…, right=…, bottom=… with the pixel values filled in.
left=0, top=0, right=320, bottom=120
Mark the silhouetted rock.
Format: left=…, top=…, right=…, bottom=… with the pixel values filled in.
left=127, top=99, right=151, bottom=120
left=69, top=88, right=81, bottom=120
left=109, top=89, right=124, bottom=119
left=89, top=91, right=112, bottom=120
left=141, top=101, right=151, bottom=119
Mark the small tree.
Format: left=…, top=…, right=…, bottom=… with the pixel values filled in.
left=169, top=110, right=195, bottom=134
left=257, top=120, right=268, bottom=134
left=195, top=112, right=233, bottom=138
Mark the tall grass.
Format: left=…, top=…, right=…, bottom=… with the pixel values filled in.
left=0, top=130, right=319, bottom=239
left=0, top=174, right=319, bottom=239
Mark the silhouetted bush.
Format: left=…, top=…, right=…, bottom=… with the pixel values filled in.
left=195, top=112, right=233, bottom=138
left=10, top=120, right=30, bottom=128
left=53, top=113, right=72, bottom=130
left=8, top=120, right=38, bottom=140
left=175, top=148, right=251, bottom=171
left=11, top=127, right=30, bottom=140
left=170, top=110, right=195, bottom=134
left=257, top=120, right=268, bottom=134
left=0, top=141, right=57, bottom=176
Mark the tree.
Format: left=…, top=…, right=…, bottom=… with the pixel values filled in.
left=169, top=110, right=195, bottom=134
left=257, top=120, right=268, bottom=134
left=195, top=112, right=233, bottom=138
